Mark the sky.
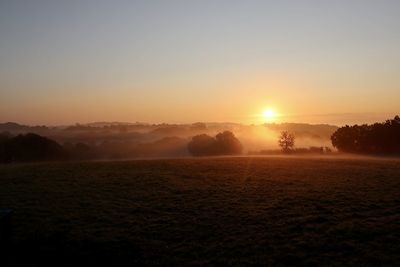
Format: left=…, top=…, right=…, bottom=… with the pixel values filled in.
left=1, top=0, right=399, bottom=126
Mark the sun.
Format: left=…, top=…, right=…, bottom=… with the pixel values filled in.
left=262, top=108, right=277, bottom=121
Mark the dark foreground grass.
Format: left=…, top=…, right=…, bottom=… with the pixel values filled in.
left=0, top=156, right=400, bottom=266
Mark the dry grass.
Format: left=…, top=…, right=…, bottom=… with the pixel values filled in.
left=1, top=156, right=400, bottom=266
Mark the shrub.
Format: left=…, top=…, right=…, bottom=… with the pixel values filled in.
left=188, top=131, right=242, bottom=156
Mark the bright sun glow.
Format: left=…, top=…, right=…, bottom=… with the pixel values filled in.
left=262, top=108, right=278, bottom=121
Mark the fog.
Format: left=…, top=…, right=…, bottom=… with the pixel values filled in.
left=0, top=121, right=338, bottom=161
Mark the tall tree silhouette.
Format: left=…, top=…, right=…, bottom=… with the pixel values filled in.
left=278, top=131, right=295, bottom=153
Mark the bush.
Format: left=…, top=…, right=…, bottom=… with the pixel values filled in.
left=188, top=131, right=242, bottom=156
left=1, top=133, right=65, bottom=163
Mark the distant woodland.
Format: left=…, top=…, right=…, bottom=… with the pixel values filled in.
left=331, top=116, right=400, bottom=154
left=0, top=117, right=398, bottom=163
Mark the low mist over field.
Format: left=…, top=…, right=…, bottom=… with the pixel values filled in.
left=0, top=121, right=337, bottom=159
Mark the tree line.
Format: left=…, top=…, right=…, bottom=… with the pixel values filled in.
left=274, top=116, right=400, bottom=155
left=331, top=116, right=400, bottom=154
left=1, top=116, right=399, bottom=163
left=0, top=130, right=243, bottom=163
left=0, top=133, right=66, bottom=163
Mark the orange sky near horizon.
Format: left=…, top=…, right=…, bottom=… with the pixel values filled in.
left=1, top=69, right=398, bottom=126
left=1, top=1, right=399, bottom=126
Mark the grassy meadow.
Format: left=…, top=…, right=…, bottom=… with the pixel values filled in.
left=1, top=156, right=400, bottom=266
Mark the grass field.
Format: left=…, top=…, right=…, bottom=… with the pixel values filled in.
left=1, top=156, right=400, bottom=266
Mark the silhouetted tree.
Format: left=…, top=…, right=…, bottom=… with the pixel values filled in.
left=215, top=131, right=243, bottom=155
left=278, top=131, right=295, bottom=153
left=188, top=134, right=218, bottom=156
left=2, top=133, right=65, bottom=163
left=331, top=116, right=400, bottom=154
left=0, top=132, right=12, bottom=163
left=188, top=131, right=242, bottom=156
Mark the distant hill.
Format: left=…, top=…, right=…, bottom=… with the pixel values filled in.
left=0, top=122, right=30, bottom=132
left=85, top=122, right=149, bottom=127
left=0, top=121, right=340, bottom=159
left=265, top=123, right=338, bottom=140
left=0, top=122, right=49, bottom=133
left=0, top=121, right=338, bottom=141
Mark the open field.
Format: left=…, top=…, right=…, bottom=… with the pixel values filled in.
left=1, top=156, right=400, bottom=266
